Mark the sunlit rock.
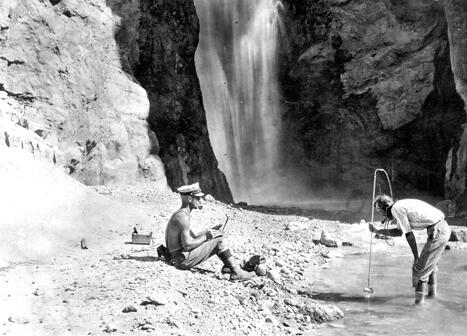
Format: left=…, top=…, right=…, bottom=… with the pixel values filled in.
left=320, top=230, right=342, bottom=247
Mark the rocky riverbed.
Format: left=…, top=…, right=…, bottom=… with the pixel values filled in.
left=1, top=182, right=466, bottom=336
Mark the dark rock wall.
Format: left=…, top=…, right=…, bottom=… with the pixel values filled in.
left=444, top=0, right=467, bottom=211
left=279, top=0, right=466, bottom=209
left=132, top=0, right=232, bottom=202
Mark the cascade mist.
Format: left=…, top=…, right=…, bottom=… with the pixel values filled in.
left=194, top=0, right=285, bottom=204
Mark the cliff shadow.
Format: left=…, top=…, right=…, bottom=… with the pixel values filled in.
left=105, top=0, right=233, bottom=203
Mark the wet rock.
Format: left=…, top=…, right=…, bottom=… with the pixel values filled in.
left=300, top=302, right=344, bottom=323
left=320, top=230, right=341, bottom=247
left=449, top=229, right=467, bottom=242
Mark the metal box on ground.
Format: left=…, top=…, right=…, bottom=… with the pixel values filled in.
left=131, top=232, right=153, bottom=245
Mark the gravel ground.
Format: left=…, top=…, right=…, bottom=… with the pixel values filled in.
left=5, top=182, right=463, bottom=335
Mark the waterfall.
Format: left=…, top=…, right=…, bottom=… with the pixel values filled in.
left=194, top=0, right=284, bottom=203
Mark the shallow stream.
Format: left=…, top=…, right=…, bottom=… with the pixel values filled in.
left=306, top=248, right=467, bottom=336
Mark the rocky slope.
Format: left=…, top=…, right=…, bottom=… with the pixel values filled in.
left=2, top=169, right=466, bottom=334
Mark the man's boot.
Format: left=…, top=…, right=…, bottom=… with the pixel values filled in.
left=427, top=272, right=437, bottom=298
left=218, top=250, right=254, bottom=281
left=415, top=280, right=427, bottom=304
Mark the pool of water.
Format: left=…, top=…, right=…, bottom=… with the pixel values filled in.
left=306, top=249, right=467, bottom=336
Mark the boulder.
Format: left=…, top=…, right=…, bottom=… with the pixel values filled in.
left=320, top=230, right=342, bottom=247
left=300, top=302, right=344, bottom=323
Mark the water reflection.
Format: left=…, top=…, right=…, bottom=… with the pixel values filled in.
left=311, top=292, right=407, bottom=304
left=306, top=250, right=467, bottom=336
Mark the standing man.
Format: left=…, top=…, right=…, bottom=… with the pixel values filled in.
left=165, top=182, right=254, bottom=281
left=369, top=194, right=451, bottom=304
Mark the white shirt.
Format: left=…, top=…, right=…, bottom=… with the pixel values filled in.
left=391, top=199, right=445, bottom=233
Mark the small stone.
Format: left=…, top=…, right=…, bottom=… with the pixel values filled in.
left=255, top=264, right=267, bottom=276
left=145, top=294, right=168, bottom=305
left=103, top=323, right=117, bottom=333
left=8, top=316, right=29, bottom=324
left=265, top=315, right=278, bottom=325
left=320, top=230, right=341, bottom=247
left=284, top=298, right=300, bottom=307
left=140, top=323, right=155, bottom=331
left=287, top=288, right=298, bottom=295
left=285, top=221, right=308, bottom=231
left=267, top=269, right=282, bottom=284
left=122, top=305, right=137, bottom=313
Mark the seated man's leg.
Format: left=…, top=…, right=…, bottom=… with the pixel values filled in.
left=174, top=237, right=224, bottom=270
left=216, top=242, right=254, bottom=281
left=174, top=237, right=254, bottom=281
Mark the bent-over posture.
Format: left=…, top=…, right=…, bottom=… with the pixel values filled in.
left=165, top=182, right=253, bottom=281
left=369, top=195, right=451, bottom=304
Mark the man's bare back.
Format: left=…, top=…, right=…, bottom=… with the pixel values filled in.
left=165, top=209, right=189, bottom=253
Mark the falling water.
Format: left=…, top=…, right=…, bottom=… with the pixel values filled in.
left=194, top=0, right=284, bottom=203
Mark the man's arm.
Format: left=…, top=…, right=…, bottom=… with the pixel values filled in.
left=405, top=232, right=418, bottom=260
left=369, top=223, right=403, bottom=237
left=178, top=215, right=221, bottom=252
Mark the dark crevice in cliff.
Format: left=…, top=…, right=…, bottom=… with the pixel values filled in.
left=0, top=83, right=36, bottom=102
left=105, top=0, right=232, bottom=202
left=391, top=40, right=465, bottom=196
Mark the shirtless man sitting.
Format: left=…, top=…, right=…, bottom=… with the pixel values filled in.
left=165, top=182, right=254, bottom=281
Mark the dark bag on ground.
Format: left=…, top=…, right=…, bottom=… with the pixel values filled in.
left=157, top=244, right=171, bottom=261
left=242, top=255, right=266, bottom=272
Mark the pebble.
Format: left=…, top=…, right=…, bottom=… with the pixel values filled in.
left=8, top=316, right=30, bottom=324
left=255, top=264, right=267, bottom=276
left=103, top=324, right=117, bottom=333
left=146, top=294, right=168, bottom=305
left=284, top=298, right=300, bottom=307
left=267, top=269, right=282, bottom=284
left=122, top=305, right=137, bottom=313
left=140, top=323, right=155, bottom=330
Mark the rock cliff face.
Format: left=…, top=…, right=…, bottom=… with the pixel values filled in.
left=132, top=0, right=232, bottom=202
left=0, top=0, right=231, bottom=202
left=280, top=0, right=466, bottom=210
left=444, top=0, right=467, bottom=210
left=0, top=0, right=160, bottom=185
left=2, top=0, right=466, bottom=209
